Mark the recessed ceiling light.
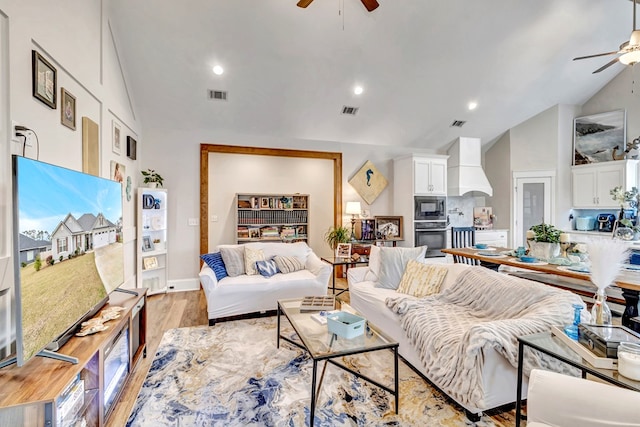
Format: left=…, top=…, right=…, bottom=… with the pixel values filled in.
left=354, top=86, right=364, bottom=95
left=213, top=65, right=224, bottom=75
left=468, top=101, right=478, bottom=110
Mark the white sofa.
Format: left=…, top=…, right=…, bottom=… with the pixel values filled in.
left=347, top=246, right=583, bottom=419
left=200, top=242, right=331, bottom=324
left=527, top=369, right=640, bottom=427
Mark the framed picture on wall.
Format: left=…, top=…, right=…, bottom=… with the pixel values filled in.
left=375, top=216, right=403, bottom=240
left=573, top=110, right=626, bottom=165
left=112, top=121, right=122, bottom=155
left=32, top=50, right=57, bottom=109
left=60, top=88, right=76, bottom=130
left=126, top=136, right=137, bottom=160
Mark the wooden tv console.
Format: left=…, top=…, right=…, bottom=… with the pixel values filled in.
left=0, top=288, right=147, bottom=426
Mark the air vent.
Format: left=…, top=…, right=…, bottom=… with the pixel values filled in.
left=450, top=120, right=466, bottom=128
left=208, top=90, right=228, bottom=101
left=341, top=106, right=359, bottom=116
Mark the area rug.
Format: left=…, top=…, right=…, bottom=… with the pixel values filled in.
left=126, top=317, right=515, bottom=426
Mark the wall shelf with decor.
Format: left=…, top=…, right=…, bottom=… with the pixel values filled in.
left=137, top=188, right=168, bottom=294
left=236, top=193, right=309, bottom=243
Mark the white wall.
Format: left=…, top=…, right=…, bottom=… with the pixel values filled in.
left=141, top=126, right=441, bottom=281
left=208, top=153, right=335, bottom=258
left=0, top=1, right=142, bottom=359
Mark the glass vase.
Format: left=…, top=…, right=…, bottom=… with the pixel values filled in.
left=591, top=289, right=612, bottom=325
left=564, top=303, right=582, bottom=340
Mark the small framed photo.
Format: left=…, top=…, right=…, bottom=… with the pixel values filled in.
left=375, top=216, right=403, bottom=240
left=60, top=88, right=76, bottom=130
left=126, top=135, right=137, bottom=160
left=141, top=235, right=154, bottom=252
left=260, top=197, right=269, bottom=208
left=336, top=243, right=352, bottom=258
left=32, top=50, right=57, bottom=109
left=112, top=120, right=121, bottom=155
left=143, top=256, right=158, bottom=270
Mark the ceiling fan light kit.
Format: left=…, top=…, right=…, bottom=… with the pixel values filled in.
left=574, top=0, right=640, bottom=73
left=297, top=0, right=379, bottom=12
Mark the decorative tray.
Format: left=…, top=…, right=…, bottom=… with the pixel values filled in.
left=300, top=295, right=335, bottom=312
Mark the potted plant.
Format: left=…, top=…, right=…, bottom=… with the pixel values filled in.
left=324, top=226, right=351, bottom=252
left=141, top=169, right=164, bottom=188
left=528, top=223, right=562, bottom=260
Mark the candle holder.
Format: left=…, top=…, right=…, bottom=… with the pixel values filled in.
left=560, top=241, right=571, bottom=258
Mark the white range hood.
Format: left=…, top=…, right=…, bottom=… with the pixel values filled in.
left=447, top=137, right=493, bottom=197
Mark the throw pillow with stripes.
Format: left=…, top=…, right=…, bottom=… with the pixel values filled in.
left=396, top=260, right=448, bottom=297
left=273, top=255, right=305, bottom=274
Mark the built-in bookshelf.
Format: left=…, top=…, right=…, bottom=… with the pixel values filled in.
left=136, top=188, right=168, bottom=295
left=236, top=194, right=309, bottom=243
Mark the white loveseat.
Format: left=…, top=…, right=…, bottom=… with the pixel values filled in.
left=527, top=369, right=640, bottom=427
left=200, top=242, right=331, bottom=325
left=347, top=246, right=583, bottom=420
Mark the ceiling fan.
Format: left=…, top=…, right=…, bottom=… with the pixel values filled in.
left=574, top=0, right=640, bottom=73
left=297, top=0, right=379, bottom=12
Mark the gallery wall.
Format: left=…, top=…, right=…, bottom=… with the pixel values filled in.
left=0, top=0, right=142, bottom=358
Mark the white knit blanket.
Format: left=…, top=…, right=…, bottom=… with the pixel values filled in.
left=386, top=267, right=583, bottom=408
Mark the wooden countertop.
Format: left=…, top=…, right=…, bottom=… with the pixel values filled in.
left=441, top=247, right=640, bottom=292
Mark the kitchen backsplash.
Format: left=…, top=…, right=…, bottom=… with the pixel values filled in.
left=447, top=195, right=486, bottom=228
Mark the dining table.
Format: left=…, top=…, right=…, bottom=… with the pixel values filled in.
left=440, top=246, right=640, bottom=332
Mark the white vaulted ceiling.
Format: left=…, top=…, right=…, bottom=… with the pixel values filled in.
left=108, top=0, right=636, bottom=151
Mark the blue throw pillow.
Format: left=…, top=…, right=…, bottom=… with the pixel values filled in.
left=200, top=252, right=228, bottom=281
left=256, top=259, right=280, bottom=278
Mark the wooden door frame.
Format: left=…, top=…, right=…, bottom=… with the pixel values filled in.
left=200, top=144, right=342, bottom=255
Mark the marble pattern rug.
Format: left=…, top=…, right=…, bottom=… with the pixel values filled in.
left=126, top=317, right=515, bottom=426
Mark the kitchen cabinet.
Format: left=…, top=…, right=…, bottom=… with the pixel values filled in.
left=571, top=160, right=639, bottom=208
left=414, top=157, right=448, bottom=195
left=475, top=229, right=508, bottom=247
left=393, top=154, right=449, bottom=247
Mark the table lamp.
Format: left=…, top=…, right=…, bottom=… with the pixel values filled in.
left=345, top=201, right=361, bottom=241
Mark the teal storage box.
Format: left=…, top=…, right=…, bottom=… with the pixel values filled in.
left=327, top=312, right=366, bottom=338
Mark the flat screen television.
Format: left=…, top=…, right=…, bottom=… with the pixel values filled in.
left=8, top=155, right=124, bottom=367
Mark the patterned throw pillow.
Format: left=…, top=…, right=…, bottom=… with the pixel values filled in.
left=255, top=259, right=280, bottom=278
left=200, top=252, right=228, bottom=281
left=244, top=247, right=265, bottom=276
left=396, top=260, right=448, bottom=297
left=219, top=246, right=245, bottom=277
left=273, top=255, right=305, bottom=274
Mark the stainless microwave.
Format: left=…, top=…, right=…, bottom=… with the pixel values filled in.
left=414, top=196, right=446, bottom=221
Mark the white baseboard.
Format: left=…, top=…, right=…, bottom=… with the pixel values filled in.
left=167, top=278, right=200, bottom=293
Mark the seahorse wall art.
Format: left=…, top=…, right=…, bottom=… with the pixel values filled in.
left=348, top=160, right=388, bottom=205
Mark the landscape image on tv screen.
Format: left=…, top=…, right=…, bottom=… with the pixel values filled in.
left=14, top=156, right=124, bottom=364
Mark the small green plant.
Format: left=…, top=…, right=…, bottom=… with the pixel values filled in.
left=34, top=256, right=41, bottom=272
left=324, top=226, right=351, bottom=250
left=529, top=223, right=562, bottom=243
left=59, top=255, right=64, bottom=262
left=141, top=169, right=164, bottom=187
left=21, top=262, right=26, bottom=268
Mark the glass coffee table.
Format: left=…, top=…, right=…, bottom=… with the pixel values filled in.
left=277, top=297, right=399, bottom=427
left=515, top=331, right=640, bottom=427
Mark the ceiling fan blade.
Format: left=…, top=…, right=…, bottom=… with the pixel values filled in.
left=573, top=50, right=620, bottom=61
left=297, top=0, right=314, bottom=8
left=361, top=0, right=379, bottom=12
left=592, top=57, right=621, bottom=74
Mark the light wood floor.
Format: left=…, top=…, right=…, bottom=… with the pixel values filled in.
left=106, top=288, right=209, bottom=427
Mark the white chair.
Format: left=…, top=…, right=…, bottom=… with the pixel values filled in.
left=527, top=369, right=640, bottom=427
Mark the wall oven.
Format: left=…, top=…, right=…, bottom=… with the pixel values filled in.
left=415, top=221, right=448, bottom=258
left=414, top=196, right=447, bottom=222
